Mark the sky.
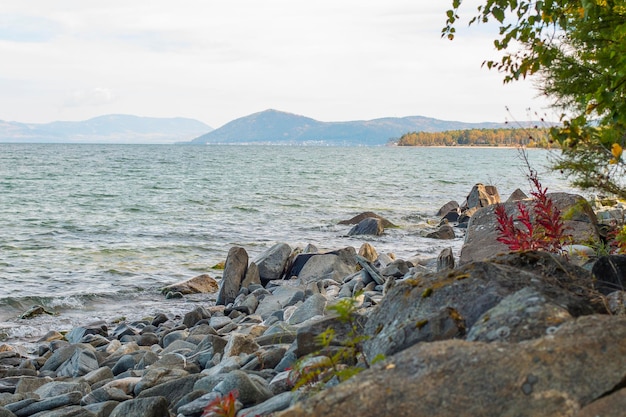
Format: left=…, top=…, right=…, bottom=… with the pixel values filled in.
left=0, top=1, right=554, bottom=129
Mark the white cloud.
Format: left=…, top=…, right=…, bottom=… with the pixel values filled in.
left=0, top=0, right=553, bottom=126
left=64, top=88, right=116, bottom=107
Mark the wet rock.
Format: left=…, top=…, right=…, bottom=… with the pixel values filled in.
left=19, top=305, right=55, bottom=320
left=426, top=224, right=455, bottom=240
left=161, top=273, right=219, bottom=295
left=65, top=322, right=108, bottom=344
left=338, top=212, right=396, bottom=228
left=216, top=246, right=249, bottom=306
left=255, top=243, right=292, bottom=282
left=347, top=218, right=384, bottom=236
left=436, top=201, right=460, bottom=217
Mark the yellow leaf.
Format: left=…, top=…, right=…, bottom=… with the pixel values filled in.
left=611, top=143, right=623, bottom=160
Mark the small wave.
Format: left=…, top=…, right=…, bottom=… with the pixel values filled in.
left=231, top=206, right=260, bottom=213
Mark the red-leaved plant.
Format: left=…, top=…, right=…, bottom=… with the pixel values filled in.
left=495, top=167, right=570, bottom=255
left=201, top=390, right=239, bottom=417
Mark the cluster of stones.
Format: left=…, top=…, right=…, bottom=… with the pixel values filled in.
left=3, top=184, right=626, bottom=417
left=0, top=235, right=428, bottom=417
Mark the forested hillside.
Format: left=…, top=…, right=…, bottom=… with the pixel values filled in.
left=396, top=128, right=552, bottom=147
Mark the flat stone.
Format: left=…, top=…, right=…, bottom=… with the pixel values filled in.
left=161, top=273, right=219, bottom=295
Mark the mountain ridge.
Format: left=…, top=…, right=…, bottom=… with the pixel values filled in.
left=0, top=114, right=213, bottom=144
left=189, top=109, right=532, bottom=145
left=0, top=110, right=540, bottom=145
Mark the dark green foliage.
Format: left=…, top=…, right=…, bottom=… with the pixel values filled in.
left=444, top=0, right=626, bottom=197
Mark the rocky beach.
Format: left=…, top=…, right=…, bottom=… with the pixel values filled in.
left=1, top=182, right=625, bottom=417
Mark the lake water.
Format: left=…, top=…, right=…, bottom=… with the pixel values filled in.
left=0, top=144, right=578, bottom=343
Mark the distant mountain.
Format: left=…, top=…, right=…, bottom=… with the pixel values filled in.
left=189, top=109, right=528, bottom=145
left=0, top=114, right=213, bottom=144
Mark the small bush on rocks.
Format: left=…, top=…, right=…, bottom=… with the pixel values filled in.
left=495, top=161, right=571, bottom=256
left=291, top=293, right=384, bottom=391
left=201, top=389, right=239, bottom=417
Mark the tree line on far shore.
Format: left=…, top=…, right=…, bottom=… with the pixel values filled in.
left=395, top=128, right=554, bottom=147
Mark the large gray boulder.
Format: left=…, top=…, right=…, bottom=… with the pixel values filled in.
left=297, top=248, right=357, bottom=284
left=347, top=218, right=384, bottom=236
left=40, top=344, right=100, bottom=378
left=459, top=192, right=600, bottom=265
left=277, top=315, right=626, bottom=417
left=255, top=243, right=292, bottom=282
left=216, top=246, right=249, bottom=305
left=363, top=251, right=602, bottom=360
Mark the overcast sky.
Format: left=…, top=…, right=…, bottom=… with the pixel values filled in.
left=0, top=1, right=553, bottom=128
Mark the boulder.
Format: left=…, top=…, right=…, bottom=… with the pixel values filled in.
left=436, top=201, right=460, bottom=217
left=466, top=287, right=573, bottom=343
left=436, top=247, right=455, bottom=272
left=216, top=246, right=249, bottom=306
left=241, top=261, right=261, bottom=289
left=357, top=243, right=378, bottom=264
left=213, top=370, right=273, bottom=407
left=507, top=188, right=529, bottom=202
left=255, top=243, right=292, bottom=282
left=109, top=397, right=170, bottom=417
left=426, top=224, right=455, bottom=240
left=65, top=322, right=108, bottom=344
left=40, top=344, right=99, bottom=378
left=462, top=183, right=500, bottom=210
left=161, top=273, right=218, bottom=295
left=286, top=294, right=327, bottom=325
left=277, top=315, right=626, bottom=417
left=136, top=374, right=204, bottom=407
left=591, top=255, right=626, bottom=295
left=459, top=192, right=600, bottom=265
left=363, top=251, right=602, bottom=360
left=223, top=334, right=260, bottom=358
left=297, top=254, right=356, bottom=284
left=338, top=212, right=396, bottom=228
left=183, top=306, right=212, bottom=328
left=347, top=218, right=384, bottom=236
